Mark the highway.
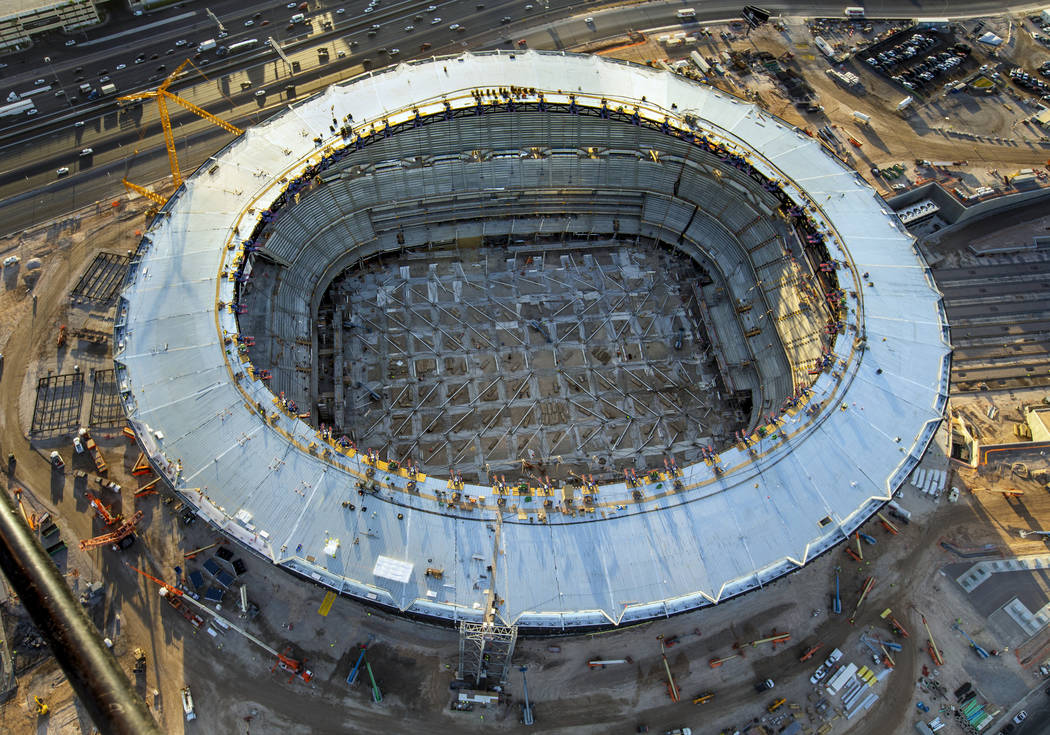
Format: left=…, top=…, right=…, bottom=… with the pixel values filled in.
left=0, top=0, right=1027, bottom=235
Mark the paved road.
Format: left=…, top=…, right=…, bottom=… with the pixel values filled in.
left=0, top=0, right=1032, bottom=235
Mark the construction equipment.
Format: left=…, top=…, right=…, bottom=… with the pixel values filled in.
left=273, top=649, right=313, bottom=684
left=692, top=692, right=715, bottom=705
left=520, top=666, right=535, bottom=726
left=1018, top=529, right=1050, bottom=538
left=132, top=452, right=153, bottom=476
left=768, top=697, right=787, bottom=713
left=134, top=476, right=161, bottom=499
left=920, top=613, right=944, bottom=666
left=876, top=512, right=900, bottom=534
left=133, top=647, right=147, bottom=673
left=848, top=576, right=875, bottom=625
left=749, top=632, right=790, bottom=648
left=858, top=532, right=877, bottom=545
left=183, top=541, right=223, bottom=560
left=888, top=615, right=910, bottom=637
left=56, top=325, right=67, bottom=348
left=13, top=488, right=37, bottom=531
left=832, top=567, right=842, bottom=614
left=588, top=658, right=633, bottom=668
left=80, top=494, right=142, bottom=550
left=799, top=643, right=823, bottom=662
left=119, top=58, right=243, bottom=200
left=126, top=563, right=204, bottom=629
left=709, top=649, right=743, bottom=668
left=951, top=622, right=989, bottom=659
left=33, top=695, right=49, bottom=716
left=81, top=430, right=108, bottom=474
left=660, top=641, right=680, bottom=703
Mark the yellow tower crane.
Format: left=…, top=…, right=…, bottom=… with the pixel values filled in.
left=118, top=58, right=244, bottom=204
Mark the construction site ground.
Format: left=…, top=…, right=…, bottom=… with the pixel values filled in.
left=2, top=10, right=1050, bottom=735
left=602, top=13, right=1050, bottom=205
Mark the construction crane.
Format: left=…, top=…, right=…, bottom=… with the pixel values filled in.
left=118, top=58, right=243, bottom=201
left=80, top=508, right=143, bottom=550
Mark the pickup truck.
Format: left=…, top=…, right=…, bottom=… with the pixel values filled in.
left=754, top=678, right=775, bottom=692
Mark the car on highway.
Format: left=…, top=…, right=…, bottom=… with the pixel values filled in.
left=99, top=76, right=110, bottom=83
left=255, top=89, right=266, bottom=97
left=431, top=17, right=441, bottom=24
left=175, top=39, right=189, bottom=46
left=337, top=7, right=345, bottom=13
left=34, top=78, right=46, bottom=85
left=218, top=31, right=229, bottom=38
left=244, top=19, right=254, bottom=27
left=286, top=1, right=297, bottom=6
left=80, top=148, right=93, bottom=156
left=371, top=23, right=381, bottom=30
left=501, top=15, right=512, bottom=22
left=56, top=167, right=70, bottom=177
left=364, top=6, right=374, bottom=12
left=449, top=23, right=461, bottom=30
left=390, top=48, right=400, bottom=55
left=404, top=25, right=414, bottom=31
left=427, top=3, right=437, bottom=9
left=65, top=39, right=76, bottom=47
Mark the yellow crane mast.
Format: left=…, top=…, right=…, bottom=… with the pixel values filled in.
left=118, top=58, right=244, bottom=202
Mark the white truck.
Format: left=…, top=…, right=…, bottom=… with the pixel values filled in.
left=197, top=39, right=217, bottom=53
left=181, top=686, right=196, bottom=721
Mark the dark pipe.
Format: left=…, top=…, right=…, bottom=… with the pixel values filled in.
left=0, top=488, right=163, bottom=735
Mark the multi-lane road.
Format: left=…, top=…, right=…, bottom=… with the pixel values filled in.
left=0, top=0, right=1034, bottom=236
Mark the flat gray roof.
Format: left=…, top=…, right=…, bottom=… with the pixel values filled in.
left=116, top=51, right=949, bottom=629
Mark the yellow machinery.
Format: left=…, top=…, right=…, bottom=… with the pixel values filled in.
left=34, top=696, right=49, bottom=716
left=118, top=58, right=243, bottom=205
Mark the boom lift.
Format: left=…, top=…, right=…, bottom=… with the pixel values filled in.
left=118, top=58, right=244, bottom=203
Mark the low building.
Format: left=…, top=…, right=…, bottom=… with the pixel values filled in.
left=0, top=0, right=102, bottom=51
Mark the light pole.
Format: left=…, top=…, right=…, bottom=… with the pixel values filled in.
left=43, top=55, right=73, bottom=110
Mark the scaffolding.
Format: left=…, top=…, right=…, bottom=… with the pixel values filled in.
left=458, top=621, right=518, bottom=687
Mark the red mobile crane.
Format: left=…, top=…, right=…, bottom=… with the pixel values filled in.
left=80, top=493, right=142, bottom=550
